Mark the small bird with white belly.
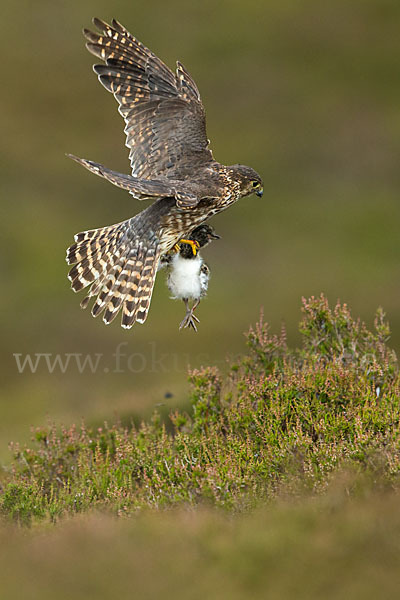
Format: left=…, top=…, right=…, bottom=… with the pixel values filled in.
left=162, top=225, right=220, bottom=331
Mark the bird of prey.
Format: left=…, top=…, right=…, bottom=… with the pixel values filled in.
left=66, top=18, right=263, bottom=329
left=161, top=224, right=220, bottom=331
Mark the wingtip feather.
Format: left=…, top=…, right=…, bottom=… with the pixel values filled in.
left=66, top=153, right=84, bottom=165
left=111, top=18, right=123, bottom=31
left=92, top=17, right=108, bottom=31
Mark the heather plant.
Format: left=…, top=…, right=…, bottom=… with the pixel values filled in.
left=1, top=295, right=399, bottom=525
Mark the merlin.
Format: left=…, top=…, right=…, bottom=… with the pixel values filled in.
left=66, top=18, right=263, bottom=329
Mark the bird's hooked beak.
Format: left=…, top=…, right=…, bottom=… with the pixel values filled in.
left=210, top=232, right=221, bottom=240
left=256, top=188, right=264, bottom=198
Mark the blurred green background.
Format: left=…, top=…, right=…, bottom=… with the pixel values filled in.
left=1, top=0, right=399, bottom=460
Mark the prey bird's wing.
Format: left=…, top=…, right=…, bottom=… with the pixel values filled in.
left=84, top=18, right=214, bottom=181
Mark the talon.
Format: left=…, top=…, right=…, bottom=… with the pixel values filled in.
left=179, top=309, right=199, bottom=332
left=188, top=318, right=198, bottom=332
left=178, top=239, right=200, bottom=256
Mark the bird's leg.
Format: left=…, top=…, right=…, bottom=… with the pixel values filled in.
left=177, top=239, right=200, bottom=256
left=187, top=299, right=201, bottom=327
left=191, top=299, right=200, bottom=314
left=179, top=299, right=200, bottom=332
left=179, top=299, right=193, bottom=330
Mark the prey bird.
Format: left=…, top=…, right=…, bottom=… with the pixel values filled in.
left=66, top=18, right=263, bottom=329
left=161, top=225, right=220, bottom=331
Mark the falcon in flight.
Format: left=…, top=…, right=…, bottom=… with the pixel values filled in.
left=66, top=18, right=263, bottom=329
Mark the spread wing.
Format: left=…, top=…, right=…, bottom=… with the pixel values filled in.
left=84, top=18, right=214, bottom=180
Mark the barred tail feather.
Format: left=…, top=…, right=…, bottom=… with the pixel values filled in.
left=121, top=247, right=159, bottom=328
left=135, top=248, right=160, bottom=324
left=66, top=220, right=160, bottom=328
left=91, top=250, right=130, bottom=319
left=95, top=249, right=137, bottom=323
left=66, top=222, right=126, bottom=291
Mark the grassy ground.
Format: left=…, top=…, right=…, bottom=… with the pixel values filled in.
left=1, top=486, right=400, bottom=600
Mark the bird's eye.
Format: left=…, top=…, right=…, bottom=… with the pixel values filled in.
left=252, top=181, right=259, bottom=188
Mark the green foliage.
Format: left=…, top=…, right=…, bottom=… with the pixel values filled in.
left=1, top=295, right=399, bottom=524
left=299, top=295, right=397, bottom=375
left=0, top=484, right=46, bottom=526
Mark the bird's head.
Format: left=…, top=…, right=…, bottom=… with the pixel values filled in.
left=179, top=225, right=220, bottom=259
left=190, top=224, right=220, bottom=248
left=229, top=164, right=264, bottom=198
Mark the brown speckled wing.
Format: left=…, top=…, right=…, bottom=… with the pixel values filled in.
left=84, top=18, right=213, bottom=179
left=67, top=154, right=177, bottom=200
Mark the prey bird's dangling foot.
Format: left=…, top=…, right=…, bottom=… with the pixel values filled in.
left=179, top=300, right=200, bottom=332
left=179, top=311, right=200, bottom=332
